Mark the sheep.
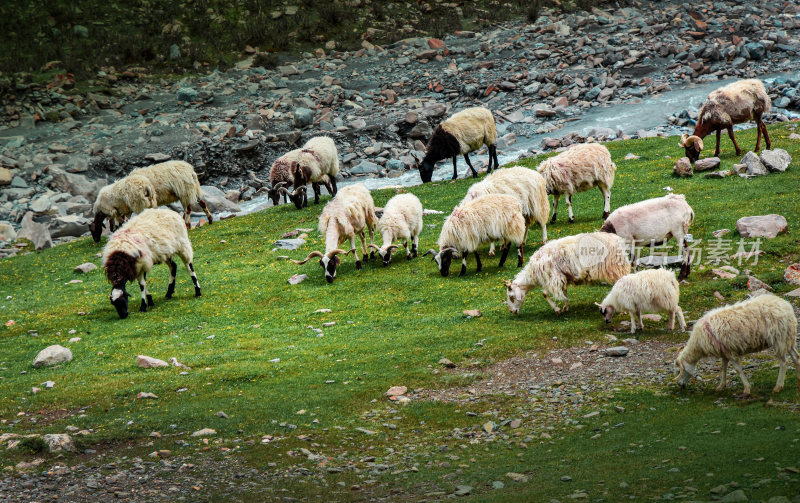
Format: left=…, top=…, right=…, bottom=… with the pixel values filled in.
left=419, top=107, right=499, bottom=183
left=291, top=136, right=340, bottom=208
left=368, top=193, right=423, bottom=266
left=267, top=149, right=306, bottom=209
left=600, top=193, right=694, bottom=280
left=595, top=268, right=686, bottom=334
left=102, top=208, right=201, bottom=319
left=675, top=294, right=799, bottom=397
left=129, top=160, right=213, bottom=227
left=423, top=194, right=526, bottom=277
left=290, top=184, right=377, bottom=283
left=505, top=232, right=631, bottom=314
left=460, top=166, right=549, bottom=254
left=681, top=79, right=771, bottom=162
left=90, top=174, right=158, bottom=242
left=536, top=143, right=616, bottom=224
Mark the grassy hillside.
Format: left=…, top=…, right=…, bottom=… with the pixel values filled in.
left=1, top=125, right=799, bottom=501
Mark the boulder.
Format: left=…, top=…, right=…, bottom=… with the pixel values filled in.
left=0, top=167, right=12, bottom=186
left=606, top=346, right=629, bottom=357
left=741, top=151, right=768, bottom=176
left=273, top=238, right=305, bottom=250
left=673, top=157, right=693, bottom=177
left=49, top=167, right=105, bottom=201
left=349, top=160, right=381, bottom=175
left=33, top=345, right=73, bottom=368
left=693, top=157, right=720, bottom=171
left=200, top=186, right=240, bottom=213
left=177, top=87, right=199, bottom=102
left=408, top=122, right=432, bottom=139
left=759, top=148, right=791, bottom=172
left=784, top=263, right=800, bottom=285
left=736, top=214, right=788, bottom=238
left=17, top=212, right=52, bottom=250
left=42, top=434, right=74, bottom=452
left=137, top=355, right=169, bottom=368
left=385, top=159, right=405, bottom=171
left=49, top=215, right=90, bottom=239
left=0, top=222, right=17, bottom=242
left=293, top=108, right=314, bottom=128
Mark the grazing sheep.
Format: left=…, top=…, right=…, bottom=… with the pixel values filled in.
left=536, top=143, right=616, bottom=223
left=505, top=232, right=631, bottom=314
left=419, top=107, right=499, bottom=183
left=368, top=193, right=423, bottom=266
left=90, top=174, right=158, bottom=242
left=291, top=136, right=340, bottom=208
left=461, top=166, right=549, bottom=252
left=130, top=160, right=213, bottom=227
left=423, top=194, right=526, bottom=277
left=102, top=209, right=201, bottom=319
left=290, top=184, right=377, bottom=283
left=267, top=153, right=305, bottom=208
left=681, top=79, right=771, bottom=162
left=600, top=194, right=694, bottom=280
left=596, top=268, right=686, bottom=334
left=675, top=294, right=799, bottom=396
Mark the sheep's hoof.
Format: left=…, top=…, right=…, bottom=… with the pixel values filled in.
left=742, top=390, right=751, bottom=398
left=139, top=302, right=147, bottom=313
left=488, top=251, right=495, bottom=257
left=715, top=384, right=726, bottom=392
left=356, top=260, right=362, bottom=270
left=406, top=254, right=412, bottom=261
left=369, top=251, right=375, bottom=260
left=550, top=215, right=557, bottom=224
left=146, top=295, right=155, bottom=307
left=568, top=217, right=575, bottom=224
left=773, top=385, right=783, bottom=393
left=517, top=258, right=523, bottom=268
left=195, top=288, right=202, bottom=297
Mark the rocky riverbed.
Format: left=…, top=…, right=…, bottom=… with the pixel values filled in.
left=1, top=0, right=800, bottom=256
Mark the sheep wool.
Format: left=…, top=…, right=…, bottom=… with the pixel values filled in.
left=506, top=231, right=630, bottom=314
left=102, top=209, right=201, bottom=319
left=371, top=193, right=423, bottom=265
left=675, top=294, right=799, bottom=396
left=292, top=136, right=340, bottom=207
left=91, top=174, right=158, bottom=241
left=597, top=268, right=686, bottom=334
left=130, top=160, right=213, bottom=226
left=536, top=143, right=616, bottom=223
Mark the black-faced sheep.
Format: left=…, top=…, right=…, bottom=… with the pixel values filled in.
left=423, top=194, right=526, bottom=277
left=675, top=294, right=798, bottom=396
left=291, top=136, right=340, bottom=208
left=368, top=193, right=423, bottom=266
left=419, top=107, right=499, bottom=183
left=600, top=193, right=694, bottom=280
left=90, top=174, right=158, bottom=242
left=291, top=184, right=377, bottom=283
left=267, top=153, right=304, bottom=208
left=681, top=79, right=771, bottom=162
left=130, top=160, right=213, bottom=227
left=102, top=208, right=201, bottom=319
left=536, top=143, right=616, bottom=223
left=505, top=232, right=630, bottom=315
left=596, top=268, right=686, bottom=334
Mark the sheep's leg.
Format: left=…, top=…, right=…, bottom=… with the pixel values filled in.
left=755, top=120, right=764, bottom=152
left=488, top=243, right=496, bottom=256
left=330, top=176, right=338, bottom=196
left=166, top=258, right=178, bottom=299
left=459, top=252, right=468, bottom=277
left=489, top=144, right=499, bottom=173
left=716, top=358, right=728, bottom=392
left=713, top=128, right=722, bottom=157
left=540, top=220, right=547, bottom=244
left=367, top=226, right=375, bottom=260
left=566, top=194, right=575, bottom=224
left=498, top=243, right=510, bottom=267
left=774, top=355, right=787, bottom=393
left=550, top=194, right=560, bottom=224
left=474, top=251, right=482, bottom=272
left=668, top=309, right=675, bottom=331
left=412, top=234, right=419, bottom=258
left=463, top=153, right=478, bottom=178
left=350, top=235, right=362, bottom=270
left=543, top=292, right=561, bottom=313
left=637, top=311, right=644, bottom=331
left=138, top=276, right=152, bottom=312
left=730, top=359, right=751, bottom=396
left=184, top=207, right=192, bottom=229
left=198, top=199, right=213, bottom=224
left=303, top=187, right=309, bottom=208
left=312, top=182, right=321, bottom=205
left=790, top=348, right=800, bottom=391
left=726, top=126, right=742, bottom=156
left=452, top=156, right=459, bottom=180
left=758, top=118, right=771, bottom=150
left=323, top=179, right=334, bottom=197
left=359, top=231, right=370, bottom=264
left=629, top=312, right=637, bottom=334
left=186, top=262, right=201, bottom=297
left=517, top=241, right=524, bottom=267
left=600, top=184, right=611, bottom=220
left=675, top=306, right=686, bottom=331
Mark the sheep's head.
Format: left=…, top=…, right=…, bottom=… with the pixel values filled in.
left=110, top=286, right=130, bottom=319
left=291, top=249, right=352, bottom=283
left=104, top=250, right=138, bottom=319
left=291, top=186, right=307, bottom=210
left=673, top=350, right=695, bottom=388
left=504, top=279, right=527, bottom=314
left=369, top=244, right=398, bottom=266
left=594, top=302, right=615, bottom=323
left=418, top=159, right=435, bottom=183
left=89, top=212, right=106, bottom=242
left=267, top=182, right=288, bottom=206
left=680, top=134, right=704, bottom=163
left=423, top=247, right=457, bottom=276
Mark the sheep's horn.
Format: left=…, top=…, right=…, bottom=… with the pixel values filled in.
left=387, top=245, right=399, bottom=252
left=368, top=244, right=381, bottom=250
left=278, top=186, right=293, bottom=196
left=594, top=302, right=602, bottom=307
left=328, top=248, right=353, bottom=257
left=679, top=133, right=689, bottom=147
left=422, top=249, right=437, bottom=259
left=690, top=135, right=704, bottom=151
left=274, top=181, right=288, bottom=189
left=294, top=186, right=307, bottom=195
left=290, top=251, right=324, bottom=264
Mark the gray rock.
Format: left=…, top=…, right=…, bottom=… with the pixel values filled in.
left=741, top=151, right=768, bottom=176
left=0, top=222, right=16, bottom=242
left=177, top=87, right=199, bottom=102
left=704, top=170, right=731, bottom=178
left=42, top=434, right=74, bottom=452
left=30, top=195, right=55, bottom=214
left=137, top=355, right=169, bottom=368
left=349, top=160, right=381, bottom=175
left=74, top=262, right=97, bottom=273
left=274, top=238, right=306, bottom=250
left=169, top=44, right=181, bottom=61
left=605, top=346, right=629, bottom=357
left=33, top=345, right=73, bottom=368
left=293, top=108, right=315, bottom=127
left=200, top=186, right=240, bottom=213
left=49, top=215, right=89, bottom=238
left=408, top=121, right=432, bottom=139
left=673, top=157, right=693, bottom=177
left=17, top=212, right=52, bottom=250
left=744, top=42, right=765, bottom=60
left=72, top=25, right=88, bottom=38
left=454, top=485, right=472, bottom=496
left=49, top=167, right=105, bottom=201
left=720, top=489, right=748, bottom=502
left=287, top=274, right=307, bottom=285
left=736, top=214, right=788, bottom=238
left=693, top=157, right=720, bottom=171
left=11, top=176, right=28, bottom=188
left=386, top=159, right=405, bottom=171
left=760, top=148, right=791, bottom=172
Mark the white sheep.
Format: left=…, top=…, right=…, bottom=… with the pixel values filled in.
left=675, top=294, right=799, bottom=396
left=368, top=193, right=423, bottom=266
left=595, top=268, right=686, bottom=334
left=681, top=79, right=771, bottom=162
left=419, top=107, right=498, bottom=182
left=290, top=184, right=377, bottom=283
left=600, top=193, right=694, bottom=279
left=102, top=208, right=201, bottom=319
left=423, top=194, right=526, bottom=277
left=461, top=166, right=549, bottom=254
left=90, top=174, right=158, bottom=242
left=130, top=160, right=213, bottom=227
left=536, top=143, right=616, bottom=223
left=505, top=232, right=631, bottom=314
left=292, top=136, right=340, bottom=208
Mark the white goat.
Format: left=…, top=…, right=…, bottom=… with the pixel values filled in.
left=369, top=193, right=423, bottom=266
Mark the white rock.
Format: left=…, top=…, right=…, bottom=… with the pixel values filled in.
left=191, top=428, right=216, bottom=437
left=137, top=355, right=169, bottom=368
left=736, top=214, right=788, bottom=238
left=42, top=433, right=74, bottom=452
left=385, top=385, right=407, bottom=397
left=33, top=345, right=72, bottom=368
left=74, top=262, right=97, bottom=273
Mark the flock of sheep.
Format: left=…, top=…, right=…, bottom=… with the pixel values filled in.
left=88, top=77, right=798, bottom=397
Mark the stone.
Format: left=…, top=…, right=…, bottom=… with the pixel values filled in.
left=177, top=87, right=199, bottom=102
left=693, top=157, right=720, bottom=171
left=49, top=215, right=89, bottom=239
left=506, top=472, right=529, bottom=483
left=760, top=148, right=791, bottom=172
left=439, top=358, right=456, bottom=368
left=510, top=419, right=522, bottom=428
left=74, top=262, right=97, bottom=273
left=462, top=309, right=482, bottom=317
left=744, top=42, right=765, bottom=60
left=606, top=346, right=629, bottom=357
left=191, top=428, right=216, bottom=437
left=0, top=167, right=12, bottom=186
left=385, top=386, right=407, bottom=397
left=137, top=355, right=169, bottom=368
left=736, top=214, right=788, bottom=238
left=72, top=25, right=88, bottom=38
left=784, top=263, right=800, bottom=285
left=42, top=434, right=74, bottom=452
left=137, top=392, right=158, bottom=399
left=747, top=276, right=772, bottom=292
left=720, top=489, right=748, bottom=502
left=287, top=274, right=307, bottom=285
left=704, top=170, right=731, bottom=178
left=0, top=222, right=16, bottom=242
left=200, top=186, right=240, bottom=213
left=741, top=151, right=768, bottom=176
left=483, top=421, right=496, bottom=433
left=385, top=159, right=405, bottom=171
left=454, top=485, right=472, bottom=496
left=293, top=108, right=314, bottom=127
left=408, top=121, right=432, bottom=139
left=33, top=345, right=72, bottom=368
left=277, top=65, right=300, bottom=76
left=15, top=213, right=51, bottom=249
left=349, top=160, right=381, bottom=175
left=274, top=238, right=306, bottom=250
left=169, top=44, right=181, bottom=60
left=673, top=157, right=693, bottom=177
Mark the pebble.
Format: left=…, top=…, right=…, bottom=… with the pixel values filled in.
left=137, top=355, right=169, bottom=368
left=605, top=346, right=629, bottom=357
left=190, top=428, right=216, bottom=437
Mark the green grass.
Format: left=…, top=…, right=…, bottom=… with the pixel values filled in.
left=1, top=124, right=800, bottom=500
